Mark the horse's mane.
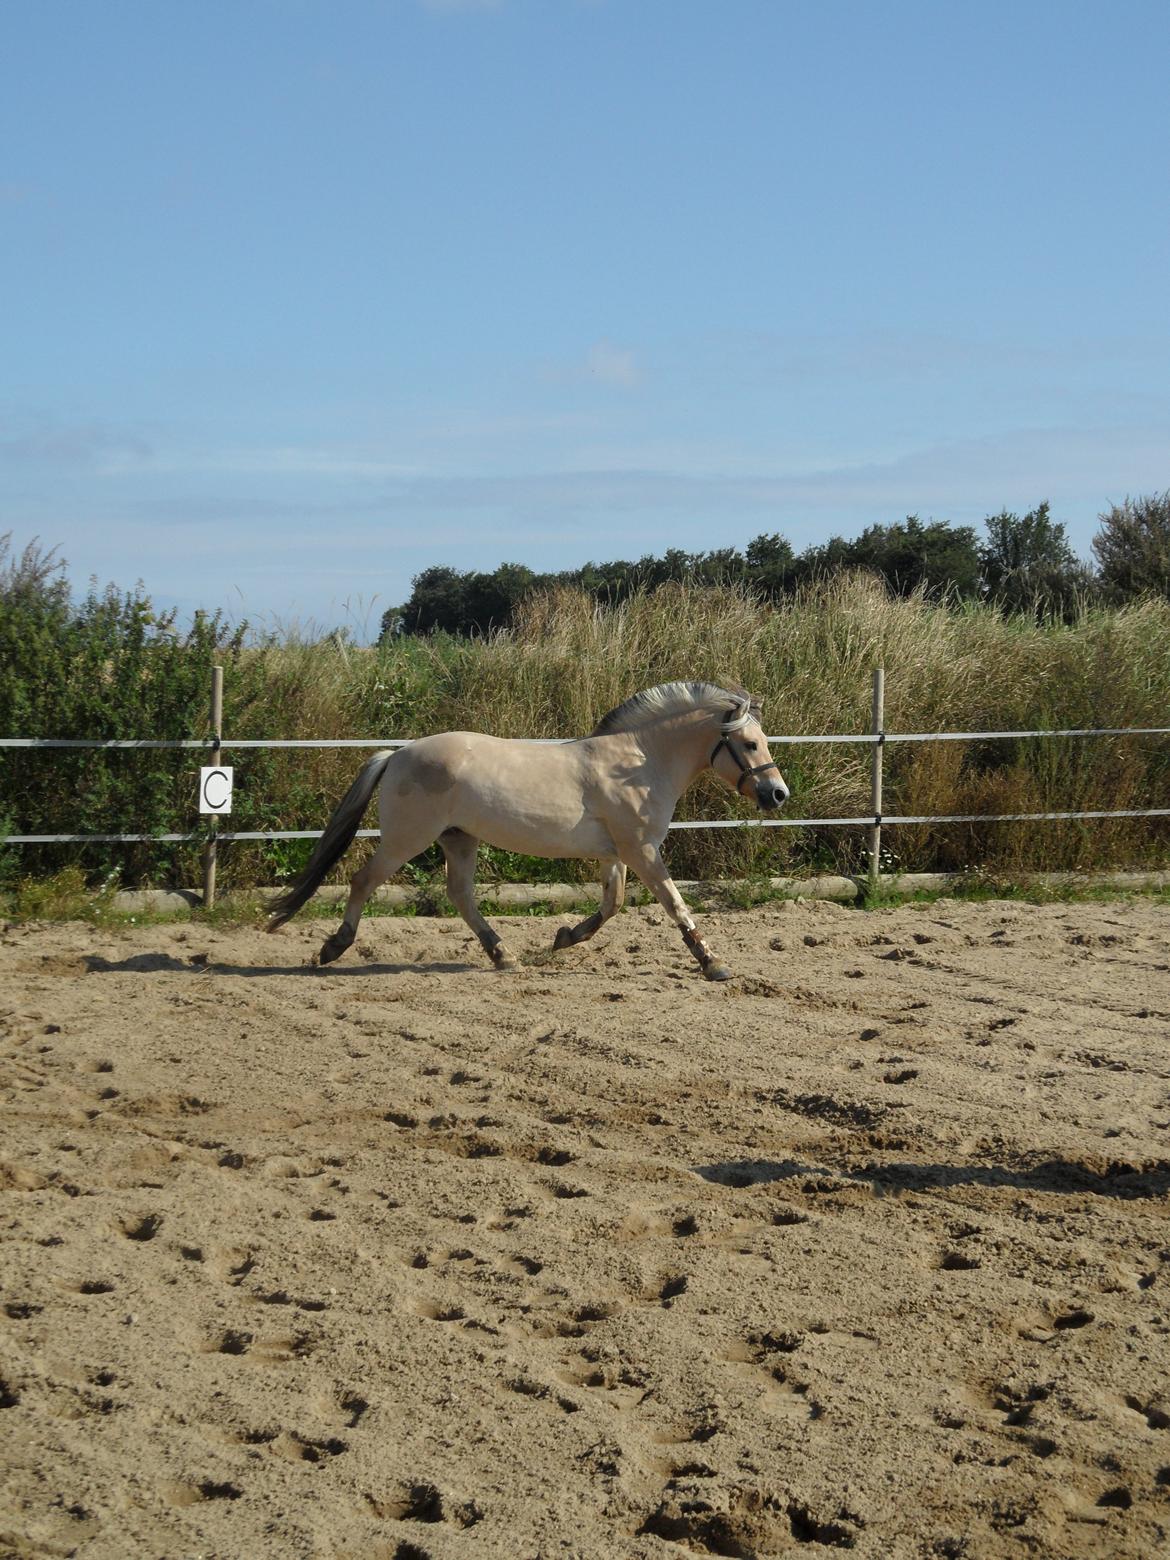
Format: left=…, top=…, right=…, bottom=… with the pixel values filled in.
left=591, top=680, right=761, bottom=736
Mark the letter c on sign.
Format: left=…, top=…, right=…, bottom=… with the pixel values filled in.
left=199, top=766, right=233, bottom=815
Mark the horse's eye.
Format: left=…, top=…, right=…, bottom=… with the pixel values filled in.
left=745, top=741, right=758, bottom=751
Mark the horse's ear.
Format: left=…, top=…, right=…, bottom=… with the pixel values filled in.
left=722, top=695, right=752, bottom=732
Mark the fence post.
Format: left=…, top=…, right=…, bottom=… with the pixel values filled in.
left=201, top=665, right=224, bottom=909
left=867, top=667, right=885, bottom=887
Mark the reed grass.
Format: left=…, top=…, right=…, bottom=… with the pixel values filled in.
left=4, top=574, right=1168, bottom=889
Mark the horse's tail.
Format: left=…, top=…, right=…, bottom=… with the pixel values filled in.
left=267, top=750, right=395, bottom=930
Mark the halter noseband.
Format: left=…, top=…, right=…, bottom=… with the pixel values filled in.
left=709, top=702, right=780, bottom=795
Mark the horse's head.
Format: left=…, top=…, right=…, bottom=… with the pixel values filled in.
left=708, top=695, right=789, bottom=811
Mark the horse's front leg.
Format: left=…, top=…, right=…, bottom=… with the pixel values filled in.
left=614, top=838, right=731, bottom=982
left=553, top=862, right=626, bottom=951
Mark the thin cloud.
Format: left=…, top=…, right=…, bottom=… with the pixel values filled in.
left=98, top=445, right=419, bottom=479
left=585, top=339, right=639, bottom=387
left=0, top=415, right=151, bottom=468
left=680, top=329, right=1170, bottom=409
left=354, top=423, right=1168, bottom=518
left=420, top=0, right=503, bottom=12
left=539, top=338, right=641, bottom=389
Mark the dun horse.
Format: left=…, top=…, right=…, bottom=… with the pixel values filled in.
left=268, top=681, right=788, bottom=980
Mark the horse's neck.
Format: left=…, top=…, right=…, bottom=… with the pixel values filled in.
left=636, top=710, right=716, bottom=800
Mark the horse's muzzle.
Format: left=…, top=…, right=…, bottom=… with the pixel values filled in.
left=756, top=777, right=789, bottom=811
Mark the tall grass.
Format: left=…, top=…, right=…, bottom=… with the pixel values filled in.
left=4, top=574, right=1168, bottom=890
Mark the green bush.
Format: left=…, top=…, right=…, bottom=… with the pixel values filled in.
left=0, top=535, right=258, bottom=883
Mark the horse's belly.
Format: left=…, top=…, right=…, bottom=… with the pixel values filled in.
left=460, top=798, right=614, bottom=860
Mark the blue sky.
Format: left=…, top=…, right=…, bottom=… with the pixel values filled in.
left=3, top=0, right=1167, bottom=634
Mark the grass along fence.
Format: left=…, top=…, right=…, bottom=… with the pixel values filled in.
left=4, top=578, right=1170, bottom=893
left=4, top=663, right=1169, bottom=907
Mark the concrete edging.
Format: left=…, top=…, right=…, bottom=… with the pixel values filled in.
left=110, top=869, right=1170, bottom=915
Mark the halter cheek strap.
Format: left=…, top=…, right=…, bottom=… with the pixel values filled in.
left=710, top=704, right=781, bottom=795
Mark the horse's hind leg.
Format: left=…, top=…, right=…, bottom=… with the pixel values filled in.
left=553, top=861, right=626, bottom=951
left=440, top=828, right=518, bottom=972
left=316, top=836, right=419, bottom=966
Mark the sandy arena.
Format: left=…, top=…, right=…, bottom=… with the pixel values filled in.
left=1, top=896, right=1169, bottom=1559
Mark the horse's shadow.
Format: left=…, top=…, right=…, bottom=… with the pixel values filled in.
left=694, top=1155, right=1170, bottom=1202
left=83, top=953, right=483, bottom=978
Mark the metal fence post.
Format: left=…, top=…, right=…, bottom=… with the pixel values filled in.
left=201, top=665, right=224, bottom=909
left=868, top=667, right=885, bottom=886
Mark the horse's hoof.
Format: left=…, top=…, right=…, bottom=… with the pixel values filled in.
left=553, top=926, right=575, bottom=952
left=490, top=947, right=519, bottom=971
left=703, top=963, right=732, bottom=982
left=316, top=939, right=345, bottom=966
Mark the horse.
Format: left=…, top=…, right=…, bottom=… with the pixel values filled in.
left=267, top=680, right=789, bottom=980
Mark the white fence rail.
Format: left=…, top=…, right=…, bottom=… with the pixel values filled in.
left=4, top=724, right=1170, bottom=751
left=4, top=745, right=1167, bottom=844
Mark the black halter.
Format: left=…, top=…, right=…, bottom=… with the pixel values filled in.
left=709, top=706, right=781, bottom=796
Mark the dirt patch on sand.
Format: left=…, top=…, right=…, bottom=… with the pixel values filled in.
left=2, top=897, right=1169, bottom=1558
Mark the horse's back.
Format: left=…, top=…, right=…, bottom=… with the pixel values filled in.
left=387, top=731, right=484, bottom=794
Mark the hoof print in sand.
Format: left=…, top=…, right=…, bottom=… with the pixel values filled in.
left=366, top=1481, right=483, bottom=1531
left=166, top=1479, right=243, bottom=1506
left=640, top=1486, right=858, bottom=1553
left=213, top=1329, right=254, bottom=1356
left=938, top=1250, right=982, bottom=1272
left=208, top=1328, right=314, bottom=1363
left=120, top=1212, right=164, bottom=1242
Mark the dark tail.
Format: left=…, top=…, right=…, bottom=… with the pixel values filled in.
left=267, top=750, right=395, bottom=929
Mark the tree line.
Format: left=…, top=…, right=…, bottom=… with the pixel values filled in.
left=380, top=492, right=1170, bottom=641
